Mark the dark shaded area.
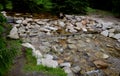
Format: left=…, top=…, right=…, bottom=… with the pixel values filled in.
left=88, top=0, right=120, bottom=17
left=0, top=0, right=120, bottom=16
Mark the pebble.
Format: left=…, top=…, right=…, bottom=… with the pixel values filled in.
left=60, top=62, right=71, bottom=67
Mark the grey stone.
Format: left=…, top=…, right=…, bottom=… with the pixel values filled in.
left=35, top=50, right=42, bottom=59
left=39, top=45, right=51, bottom=53
left=60, top=62, right=71, bottom=67
left=67, top=39, right=76, bottom=44
left=109, top=29, right=115, bottom=33
left=16, top=19, right=23, bottom=24
left=44, top=54, right=54, bottom=60
left=118, top=39, right=120, bottom=42
left=95, top=23, right=102, bottom=28
left=42, top=42, right=50, bottom=47
left=63, top=67, right=75, bottom=76
left=21, top=43, right=35, bottom=51
left=37, top=59, right=42, bottom=65
left=8, top=26, right=19, bottom=39
left=76, top=17, right=82, bottom=22
left=71, top=66, right=81, bottom=73
left=41, top=59, right=58, bottom=68
left=101, top=30, right=109, bottom=37
left=109, top=33, right=114, bottom=37
left=113, top=33, right=120, bottom=39
left=37, top=21, right=46, bottom=25
left=14, top=24, right=20, bottom=28
left=102, top=22, right=113, bottom=30
left=68, top=44, right=77, bottom=49
left=58, top=21, right=65, bottom=27
left=22, top=20, right=28, bottom=25
left=85, top=70, right=106, bottom=76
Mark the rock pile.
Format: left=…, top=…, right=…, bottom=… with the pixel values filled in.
left=7, top=14, right=120, bottom=76
left=8, top=15, right=120, bottom=42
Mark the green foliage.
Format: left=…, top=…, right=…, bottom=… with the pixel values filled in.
left=112, top=0, right=120, bottom=16
left=0, top=13, right=6, bottom=23
left=0, top=0, right=12, bottom=11
left=88, top=0, right=120, bottom=16
left=5, top=1, right=12, bottom=10
left=0, top=4, right=3, bottom=10
left=0, top=13, right=22, bottom=76
left=24, top=48, right=67, bottom=76
left=36, top=0, right=53, bottom=11
left=52, top=0, right=89, bottom=14
left=11, top=0, right=53, bottom=13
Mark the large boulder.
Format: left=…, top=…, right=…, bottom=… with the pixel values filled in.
left=41, top=59, right=58, bottom=68
left=8, top=26, right=19, bottom=39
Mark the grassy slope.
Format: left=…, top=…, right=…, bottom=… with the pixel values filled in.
left=23, top=48, right=67, bottom=76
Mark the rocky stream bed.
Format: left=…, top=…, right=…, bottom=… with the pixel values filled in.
left=4, top=12, right=120, bottom=76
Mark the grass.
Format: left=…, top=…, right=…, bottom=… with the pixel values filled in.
left=23, top=48, right=67, bottom=76
left=0, top=13, right=22, bottom=76
left=87, top=7, right=114, bottom=17
left=0, top=38, right=22, bottom=76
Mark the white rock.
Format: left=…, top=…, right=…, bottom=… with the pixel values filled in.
left=58, top=21, right=65, bottom=27
left=68, top=44, right=77, bottom=49
left=26, top=18, right=33, bottom=22
left=65, top=15, right=74, bottom=19
left=15, top=19, right=23, bottom=24
left=113, top=34, right=120, bottom=39
left=76, top=22, right=82, bottom=28
left=63, top=67, right=72, bottom=73
left=102, top=22, right=113, bottom=30
left=1, top=11, right=7, bottom=17
left=71, top=66, right=81, bottom=73
left=37, top=21, right=46, bottom=25
left=76, top=17, right=81, bottom=21
left=8, top=26, right=19, bottom=39
left=14, top=24, right=20, bottom=27
left=41, top=59, right=58, bottom=68
left=44, top=54, right=54, bottom=60
left=35, top=50, right=42, bottom=59
left=60, top=62, right=71, bottom=67
left=109, top=29, right=115, bottom=33
left=45, top=26, right=58, bottom=31
left=21, top=43, right=37, bottom=57
left=101, top=30, right=109, bottom=37
left=22, top=20, right=28, bottom=25
left=37, top=59, right=42, bottom=65
left=102, top=54, right=109, bottom=59
left=63, top=67, right=74, bottom=76
left=66, top=23, right=77, bottom=33
left=21, top=43, right=35, bottom=51
left=118, top=39, right=120, bottom=42
left=109, top=33, right=114, bottom=37
left=82, top=27, right=87, bottom=32
left=96, top=23, right=102, bottom=28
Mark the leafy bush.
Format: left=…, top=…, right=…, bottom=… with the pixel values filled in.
left=52, top=0, right=89, bottom=14
left=0, top=0, right=12, bottom=11
left=88, top=0, right=120, bottom=16
left=11, top=0, right=53, bottom=13
left=0, top=13, right=6, bottom=23
left=112, top=0, right=120, bottom=16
